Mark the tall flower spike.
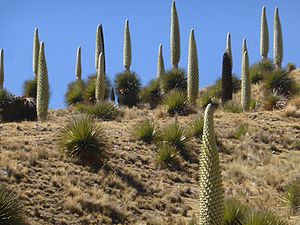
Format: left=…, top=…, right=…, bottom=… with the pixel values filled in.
left=36, top=42, right=49, bottom=120
left=199, top=103, right=224, bottom=225
left=0, top=49, right=4, bottom=90
left=157, top=44, right=165, bottom=79
left=76, top=46, right=82, bottom=80
left=170, top=0, right=180, bottom=69
left=241, top=50, right=251, bottom=111
left=260, top=6, right=269, bottom=60
left=221, top=51, right=233, bottom=105
left=33, top=28, right=40, bottom=78
left=95, top=24, right=105, bottom=72
left=123, top=19, right=132, bottom=71
left=273, top=7, right=283, bottom=68
left=226, top=32, right=233, bottom=69
left=95, top=53, right=105, bottom=102
left=242, top=38, right=247, bottom=55
left=187, top=29, right=199, bottom=105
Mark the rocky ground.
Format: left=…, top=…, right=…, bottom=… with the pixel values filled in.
left=0, top=103, right=300, bottom=224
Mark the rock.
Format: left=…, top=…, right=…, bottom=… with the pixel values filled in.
left=0, top=96, right=37, bottom=122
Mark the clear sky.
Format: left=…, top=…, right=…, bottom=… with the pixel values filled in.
left=1, top=0, right=299, bottom=109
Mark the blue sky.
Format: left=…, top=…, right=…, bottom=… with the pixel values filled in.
left=1, top=0, right=299, bottom=109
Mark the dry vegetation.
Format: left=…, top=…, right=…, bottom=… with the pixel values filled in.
left=0, top=97, right=300, bottom=224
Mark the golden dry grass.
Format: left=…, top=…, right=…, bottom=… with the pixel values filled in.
left=0, top=103, right=300, bottom=224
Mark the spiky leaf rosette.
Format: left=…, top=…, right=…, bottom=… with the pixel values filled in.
left=241, top=50, right=251, bottom=111
left=95, top=53, right=106, bottom=102
left=0, top=49, right=4, bottom=90
left=0, top=185, right=26, bottom=225
left=170, top=1, right=180, bottom=69
left=115, top=71, right=141, bottom=107
left=260, top=6, right=269, bottom=59
left=33, top=28, right=40, bottom=78
left=123, top=19, right=132, bottom=71
left=76, top=46, right=82, bottom=80
left=95, top=24, right=105, bottom=71
left=221, top=51, right=233, bottom=104
left=273, top=7, right=283, bottom=68
left=199, top=103, right=224, bottom=225
left=226, top=32, right=233, bottom=69
left=157, top=44, right=165, bottom=79
left=187, top=29, right=199, bottom=105
left=36, top=42, right=49, bottom=120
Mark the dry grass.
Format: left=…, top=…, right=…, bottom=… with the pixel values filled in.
left=0, top=103, right=300, bottom=224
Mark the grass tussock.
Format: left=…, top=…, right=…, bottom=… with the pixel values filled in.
left=134, top=119, right=157, bottom=144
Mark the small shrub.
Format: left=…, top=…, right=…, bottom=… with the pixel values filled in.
left=242, top=210, right=288, bottom=225
left=250, top=59, right=275, bottom=84
left=264, top=69, right=299, bottom=96
left=65, top=80, right=85, bottom=105
left=286, top=63, right=297, bottom=72
left=134, top=119, right=156, bottom=144
left=158, top=122, right=190, bottom=159
left=84, top=74, right=111, bottom=103
left=85, top=101, right=118, bottom=121
left=189, top=116, right=204, bottom=139
left=163, top=90, right=189, bottom=116
left=23, top=78, right=37, bottom=98
left=58, top=116, right=107, bottom=167
left=283, top=104, right=300, bottom=118
left=280, top=180, right=300, bottom=216
left=261, top=91, right=287, bottom=110
left=161, top=68, right=187, bottom=94
left=231, top=123, right=248, bottom=140
left=198, top=91, right=219, bottom=110
left=156, top=142, right=178, bottom=167
left=223, top=100, right=243, bottom=113
left=224, top=198, right=248, bottom=225
left=0, top=185, right=26, bottom=225
left=139, top=79, right=163, bottom=109
left=115, top=71, right=141, bottom=107
left=0, top=88, right=14, bottom=105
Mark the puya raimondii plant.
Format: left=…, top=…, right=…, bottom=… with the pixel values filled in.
left=260, top=6, right=269, bottom=60
left=170, top=0, right=180, bottom=69
left=187, top=29, right=199, bottom=105
left=36, top=42, right=50, bottom=120
left=75, top=46, right=82, bottom=80
left=0, top=49, right=4, bottom=90
left=241, top=41, right=251, bottom=111
left=273, top=7, right=283, bottom=69
left=221, top=51, right=233, bottom=105
left=199, top=103, right=224, bottom=225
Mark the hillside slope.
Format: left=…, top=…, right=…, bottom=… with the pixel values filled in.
left=1, top=105, right=300, bottom=224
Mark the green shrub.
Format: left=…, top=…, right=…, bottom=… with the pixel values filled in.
left=0, top=88, right=14, bottom=105
left=156, top=142, right=178, bottom=167
left=23, top=78, right=37, bottom=98
left=163, top=90, right=189, bottom=116
left=134, top=119, right=157, bottom=144
left=189, top=116, right=204, bottom=139
left=224, top=198, right=248, bottom=225
left=231, top=123, right=248, bottom=140
left=65, top=80, right=85, bottom=106
left=262, top=91, right=287, bottom=110
left=139, top=79, right=163, bottom=109
left=0, top=185, right=26, bottom=225
left=223, top=100, right=243, bottom=113
left=158, top=122, right=190, bottom=159
left=280, top=180, right=300, bottom=216
left=58, top=116, right=107, bottom=167
left=84, top=74, right=111, bottom=103
left=250, top=59, right=275, bottom=84
left=263, top=69, right=299, bottom=96
left=85, top=101, right=118, bottom=121
left=286, top=63, right=297, bottom=72
left=161, top=68, right=187, bottom=94
left=242, top=210, right=288, bottom=225
left=115, top=71, right=141, bottom=107
left=198, top=91, right=219, bottom=110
